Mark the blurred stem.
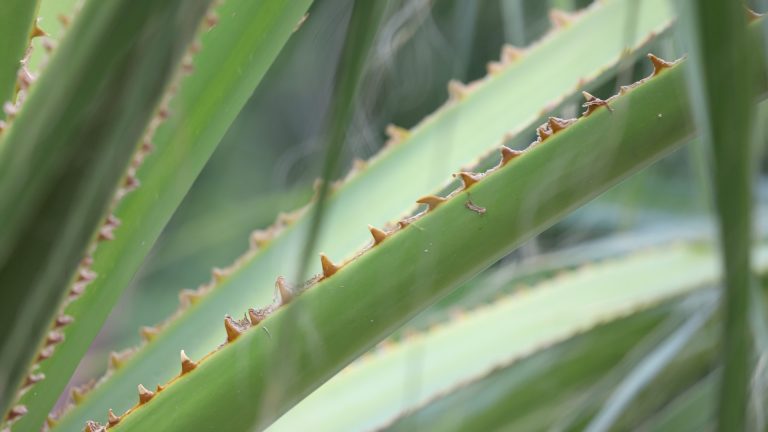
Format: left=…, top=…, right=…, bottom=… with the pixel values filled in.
left=676, top=1, right=757, bottom=429
left=297, top=0, right=390, bottom=282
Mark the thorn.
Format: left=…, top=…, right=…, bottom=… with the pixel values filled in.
left=581, top=91, right=612, bottom=116
left=37, top=346, right=54, bottom=361
left=124, top=174, right=140, bottom=190
left=500, top=146, right=523, bottom=166
left=549, top=9, right=573, bottom=28
left=416, top=195, right=446, bottom=211
left=137, top=384, right=154, bottom=404
left=47, top=331, right=64, bottom=346
left=157, top=107, right=170, bottom=120
left=224, top=315, right=244, bottom=342
left=57, top=14, right=71, bottom=28
left=55, top=314, right=74, bottom=328
left=180, top=350, right=197, bottom=374
left=547, top=117, right=576, bottom=133
left=248, top=308, right=268, bottom=325
left=140, top=326, right=159, bottom=342
left=6, top=405, right=27, bottom=421
left=3, top=102, right=18, bottom=119
left=141, top=139, right=155, bottom=153
left=17, top=67, right=34, bottom=90
left=647, top=53, right=675, bottom=76
left=447, top=80, right=468, bottom=101
left=71, top=387, right=86, bottom=404
left=78, top=268, right=97, bottom=282
left=368, top=225, right=388, bottom=245
left=46, top=415, right=57, bottom=428
left=83, top=420, right=105, bottom=432
left=30, top=18, right=46, bottom=38
left=105, top=352, right=127, bottom=370
left=486, top=61, right=503, bottom=75
left=179, top=288, right=203, bottom=306
left=97, top=225, right=115, bottom=241
left=454, top=172, right=481, bottom=189
left=501, top=44, right=524, bottom=63
left=536, top=123, right=552, bottom=142
left=275, top=276, right=294, bottom=303
left=181, top=59, right=195, bottom=74
left=107, top=214, right=121, bottom=227
left=107, top=409, right=120, bottom=427
left=25, top=372, right=45, bottom=387
left=319, top=254, right=340, bottom=278
left=205, top=11, right=219, bottom=28
left=250, top=230, right=271, bottom=249
left=212, top=267, right=226, bottom=282
left=156, top=384, right=165, bottom=393
left=385, top=124, right=409, bottom=143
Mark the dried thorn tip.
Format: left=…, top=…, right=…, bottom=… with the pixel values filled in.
left=581, top=91, right=611, bottom=116
left=547, top=117, right=575, bottom=133
left=501, top=44, right=524, bottom=63
left=137, top=384, right=154, bottom=404
left=454, top=172, right=481, bottom=189
left=320, top=254, right=340, bottom=278
left=275, top=276, right=294, bottom=304
left=500, top=146, right=523, bottom=165
left=180, top=350, right=197, bottom=374
left=647, top=53, right=675, bottom=76
left=368, top=225, right=388, bottom=245
left=107, top=409, right=120, bottom=426
left=84, top=420, right=105, bottom=432
left=6, top=405, right=27, bottom=421
left=447, top=80, right=468, bottom=101
left=224, top=315, right=244, bottom=342
left=248, top=308, right=268, bottom=326
left=416, top=195, right=446, bottom=211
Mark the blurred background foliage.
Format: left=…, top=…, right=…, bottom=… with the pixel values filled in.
left=52, top=0, right=766, bottom=407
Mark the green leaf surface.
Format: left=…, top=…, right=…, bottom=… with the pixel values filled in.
left=274, top=243, right=768, bottom=431
left=58, top=0, right=676, bottom=427
left=106, top=57, right=704, bottom=431
left=0, top=0, right=214, bottom=422
left=13, top=1, right=313, bottom=431
left=0, top=0, right=39, bottom=120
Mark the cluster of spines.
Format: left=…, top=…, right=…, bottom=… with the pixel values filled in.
left=3, top=8, right=224, bottom=432
left=78, top=51, right=681, bottom=429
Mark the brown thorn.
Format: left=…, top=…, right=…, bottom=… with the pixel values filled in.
left=224, top=315, right=243, bottom=342
left=107, top=409, right=120, bottom=427
left=137, top=384, right=154, bottom=404
left=248, top=308, right=268, bottom=326
left=55, top=314, right=74, bottom=328
left=180, top=350, right=197, bottom=374
left=581, top=91, right=612, bottom=116
left=6, top=405, right=27, bottom=421
left=25, top=372, right=45, bottom=387
left=647, top=53, right=675, bottom=76
left=179, top=288, right=203, bottom=306
left=156, top=384, right=165, bottom=393
left=368, top=225, right=388, bottom=245
left=500, top=146, right=523, bottom=166
left=31, top=19, right=46, bottom=39
left=454, top=172, right=481, bottom=189
left=547, top=116, right=576, bottom=134
left=319, top=254, right=340, bottom=278
left=46, top=415, right=57, bottom=428
left=385, top=124, right=409, bottom=143
left=84, top=420, right=105, bottom=432
left=416, top=195, right=446, bottom=211
left=78, top=268, right=97, bottom=282
left=205, top=11, right=219, bottom=28
left=47, top=331, right=64, bottom=346
left=275, top=276, right=294, bottom=304
left=37, top=346, right=54, bottom=361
